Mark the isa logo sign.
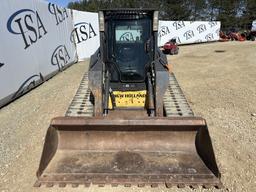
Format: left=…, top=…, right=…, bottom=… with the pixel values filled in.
left=158, top=26, right=170, bottom=38
left=183, top=30, right=194, bottom=40
left=70, top=22, right=97, bottom=44
left=119, top=32, right=134, bottom=41
left=12, top=74, right=43, bottom=99
left=7, top=9, right=47, bottom=49
left=173, top=21, right=185, bottom=30
left=51, top=45, right=70, bottom=71
left=48, top=3, right=69, bottom=25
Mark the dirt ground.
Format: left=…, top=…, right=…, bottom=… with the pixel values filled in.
left=0, top=41, right=255, bottom=192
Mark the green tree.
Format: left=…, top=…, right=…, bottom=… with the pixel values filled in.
left=67, top=0, right=255, bottom=31
left=241, top=0, right=256, bottom=29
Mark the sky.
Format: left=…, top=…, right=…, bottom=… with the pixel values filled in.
left=47, top=0, right=77, bottom=7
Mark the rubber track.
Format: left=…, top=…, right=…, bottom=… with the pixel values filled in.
left=163, top=73, right=194, bottom=117
left=66, top=72, right=194, bottom=118
left=66, top=72, right=93, bottom=117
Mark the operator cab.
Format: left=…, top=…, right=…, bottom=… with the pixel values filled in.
left=104, top=10, right=153, bottom=85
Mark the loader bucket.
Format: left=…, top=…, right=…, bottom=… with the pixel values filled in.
left=35, top=117, right=222, bottom=188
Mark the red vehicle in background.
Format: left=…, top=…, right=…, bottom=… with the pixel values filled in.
left=229, top=32, right=246, bottom=41
left=163, top=38, right=179, bottom=55
left=219, top=30, right=256, bottom=42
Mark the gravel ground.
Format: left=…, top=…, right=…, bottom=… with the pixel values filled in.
left=0, top=41, right=256, bottom=192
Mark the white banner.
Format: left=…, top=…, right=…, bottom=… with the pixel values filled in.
left=0, top=0, right=77, bottom=108
left=72, top=10, right=100, bottom=61
left=158, top=21, right=221, bottom=46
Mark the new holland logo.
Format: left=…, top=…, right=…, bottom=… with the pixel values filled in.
left=48, top=3, right=68, bottom=25
left=7, top=9, right=47, bottom=49
left=120, top=32, right=134, bottom=41
left=173, top=21, right=185, bottom=30
left=70, top=22, right=97, bottom=44
left=158, top=26, right=170, bottom=38
left=197, top=24, right=207, bottom=33
left=183, top=30, right=194, bottom=40
left=51, top=45, right=70, bottom=71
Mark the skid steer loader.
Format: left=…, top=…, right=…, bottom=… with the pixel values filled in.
left=35, top=9, right=222, bottom=188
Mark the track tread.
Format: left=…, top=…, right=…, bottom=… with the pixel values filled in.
left=66, top=72, right=93, bottom=117
left=34, top=181, right=223, bottom=189
left=164, top=73, right=194, bottom=117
